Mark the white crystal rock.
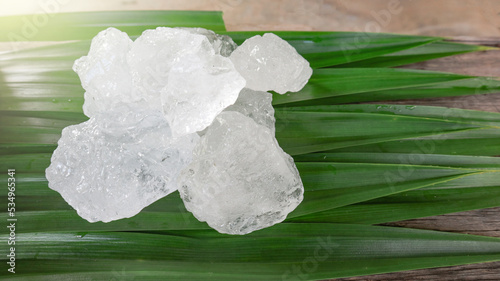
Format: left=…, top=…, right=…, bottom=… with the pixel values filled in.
left=126, top=27, right=238, bottom=110
left=125, top=27, right=245, bottom=136
left=73, top=28, right=135, bottom=117
left=182, top=27, right=238, bottom=57
left=229, top=33, right=313, bottom=94
left=178, top=111, right=304, bottom=235
left=161, top=48, right=245, bottom=137
left=127, top=27, right=212, bottom=109
left=225, top=88, right=276, bottom=133
left=45, top=106, right=199, bottom=223
left=75, top=26, right=242, bottom=121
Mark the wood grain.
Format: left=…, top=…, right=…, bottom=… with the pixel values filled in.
left=331, top=38, right=500, bottom=281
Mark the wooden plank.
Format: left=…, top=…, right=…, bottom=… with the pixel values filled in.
left=335, top=261, right=500, bottom=281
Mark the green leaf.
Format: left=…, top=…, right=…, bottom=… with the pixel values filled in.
left=1, top=16, right=499, bottom=280
left=4, top=224, right=500, bottom=280
left=0, top=168, right=469, bottom=233
left=0, top=31, right=437, bottom=71
left=335, top=41, right=489, bottom=68
left=289, top=104, right=500, bottom=127
left=274, top=108, right=494, bottom=156
left=330, top=128, right=500, bottom=156
left=0, top=143, right=56, bottom=155
left=0, top=11, right=485, bottom=70
left=3, top=54, right=498, bottom=112
left=290, top=169, right=475, bottom=218
left=294, top=152, right=500, bottom=168
left=0, top=11, right=226, bottom=42
left=0, top=151, right=481, bottom=233
left=1, top=105, right=495, bottom=158
left=3, top=104, right=496, bottom=157
left=0, top=40, right=89, bottom=61
left=273, top=104, right=500, bottom=155
left=290, top=154, right=498, bottom=218
left=5, top=67, right=490, bottom=113
left=291, top=185, right=500, bottom=225
left=225, top=31, right=437, bottom=68
left=290, top=153, right=500, bottom=224
left=271, top=68, right=472, bottom=107
left=0, top=30, right=439, bottom=74
left=291, top=77, right=500, bottom=106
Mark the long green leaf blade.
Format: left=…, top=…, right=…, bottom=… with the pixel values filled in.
left=225, top=31, right=437, bottom=68
left=290, top=185, right=500, bottom=225
left=294, top=152, right=500, bottom=168
left=0, top=155, right=479, bottom=232
left=1, top=12, right=500, bottom=281
left=335, top=41, right=491, bottom=68
left=275, top=110, right=493, bottom=156
left=330, top=128, right=500, bottom=156
left=1, top=105, right=496, bottom=157
left=286, top=104, right=500, bottom=127
left=4, top=67, right=486, bottom=112
left=317, top=77, right=500, bottom=105
left=0, top=11, right=226, bottom=42
left=271, top=68, right=472, bottom=107
left=3, top=224, right=500, bottom=280
left=291, top=153, right=500, bottom=224
left=0, top=30, right=437, bottom=71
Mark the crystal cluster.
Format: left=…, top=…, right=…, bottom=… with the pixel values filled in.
left=74, top=27, right=245, bottom=136
left=46, top=27, right=312, bottom=234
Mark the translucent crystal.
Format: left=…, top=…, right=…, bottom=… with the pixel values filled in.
left=45, top=106, right=199, bottom=223
left=124, top=27, right=245, bottom=136
left=74, top=27, right=239, bottom=118
left=160, top=47, right=245, bottom=137
left=225, top=88, right=276, bottom=133
left=178, top=112, right=304, bottom=235
left=127, top=27, right=212, bottom=110
left=72, top=28, right=135, bottom=117
left=229, top=33, right=313, bottom=94
left=182, top=27, right=238, bottom=57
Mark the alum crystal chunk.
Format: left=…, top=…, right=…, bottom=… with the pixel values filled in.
left=125, top=27, right=245, bottom=136
left=178, top=112, right=304, bottom=235
left=160, top=49, right=245, bottom=137
left=127, top=27, right=213, bottom=110
left=73, top=28, right=135, bottom=117
left=75, top=27, right=241, bottom=118
left=45, top=106, right=199, bottom=223
left=229, top=33, right=313, bottom=94
left=182, top=27, right=238, bottom=57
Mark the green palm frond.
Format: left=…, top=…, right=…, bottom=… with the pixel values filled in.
left=1, top=10, right=500, bottom=280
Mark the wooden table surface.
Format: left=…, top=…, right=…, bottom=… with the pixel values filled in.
left=332, top=38, right=500, bottom=281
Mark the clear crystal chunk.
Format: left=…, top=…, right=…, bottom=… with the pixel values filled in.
left=178, top=111, right=304, bottom=235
